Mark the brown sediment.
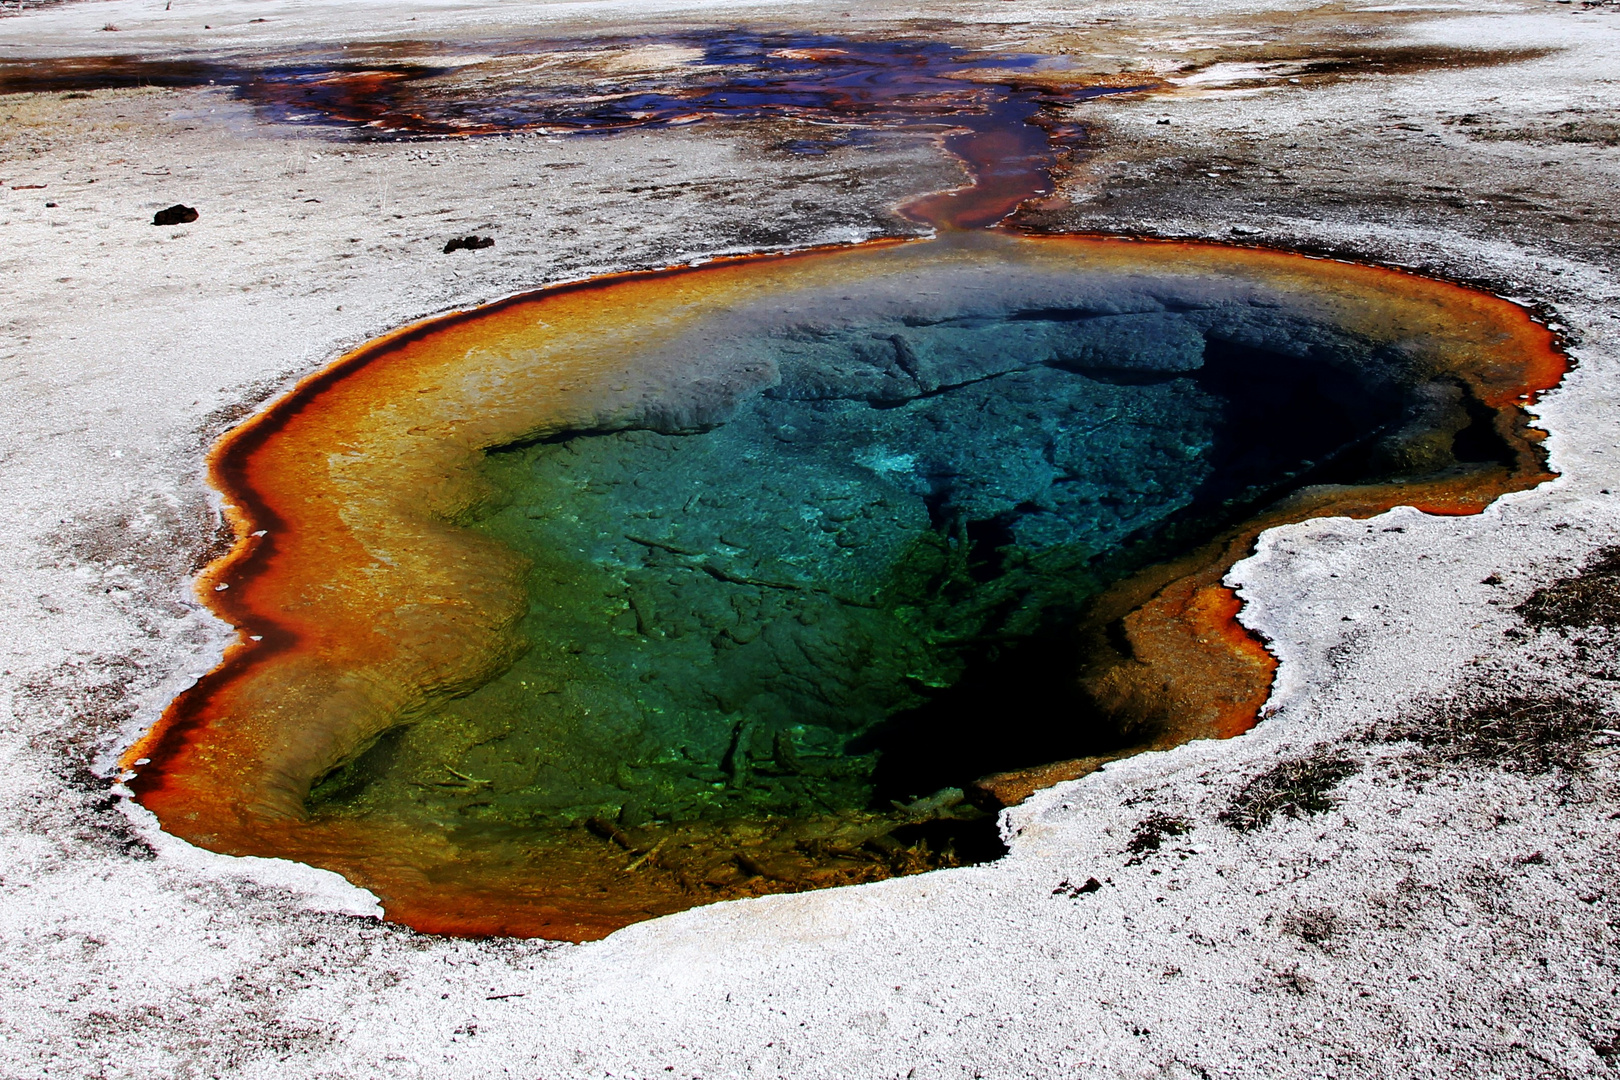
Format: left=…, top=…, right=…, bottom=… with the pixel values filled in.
left=1169, top=45, right=1556, bottom=89
left=124, top=232, right=1563, bottom=940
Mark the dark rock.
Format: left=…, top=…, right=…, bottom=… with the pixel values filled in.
left=1052, top=876, right=1103, bottom=897
left=152, top=204, right=198, bottom=226
left=617, top=799, right=651, bottom=829
left=444, top=235, right=495, bottom=254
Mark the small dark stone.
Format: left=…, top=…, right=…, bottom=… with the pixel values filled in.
left=1052, top=876, right=1104, bottom=897
left=444, top=235, right=495, bottom=254
left=153, top=204, right=198, bottom=226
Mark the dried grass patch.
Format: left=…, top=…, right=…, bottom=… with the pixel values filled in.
left=1218, top=750, right=1361, bottom=832
left=1373, top=686, right=1607, bottom=775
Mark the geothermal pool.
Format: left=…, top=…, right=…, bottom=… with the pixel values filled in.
left=126, top=230, right=1561, bottom=939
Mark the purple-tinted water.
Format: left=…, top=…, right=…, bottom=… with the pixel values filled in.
left=0, top=33, right=1154, bottom=227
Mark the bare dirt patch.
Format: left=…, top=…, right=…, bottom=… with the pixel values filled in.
left=14, top=655, right=156, bottom=860
left=1124, top=811, right=1192, bottom=863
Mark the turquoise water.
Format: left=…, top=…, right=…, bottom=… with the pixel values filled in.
left=304, top=277, right=1501, bottom=859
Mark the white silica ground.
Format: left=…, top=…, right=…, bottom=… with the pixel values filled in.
left=2, top=1, right=1619, bottom=1077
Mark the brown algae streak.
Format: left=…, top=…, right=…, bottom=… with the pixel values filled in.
left=125, top=232, right=1563, bottom=940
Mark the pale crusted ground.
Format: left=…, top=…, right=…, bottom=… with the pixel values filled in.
left=2, top=1, right=1619, bottom=1077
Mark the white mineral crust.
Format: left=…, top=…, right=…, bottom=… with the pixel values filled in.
left=1, top=1, right=1618, bottom=1077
